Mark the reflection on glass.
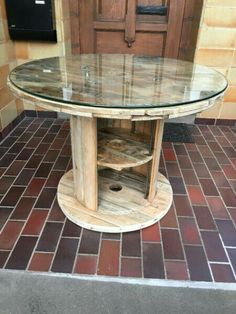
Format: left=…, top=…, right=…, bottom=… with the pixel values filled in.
left=10, top=54, right=228, bottom=109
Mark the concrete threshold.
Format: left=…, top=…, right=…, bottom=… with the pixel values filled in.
left=0, top=269, right=235, bottom=314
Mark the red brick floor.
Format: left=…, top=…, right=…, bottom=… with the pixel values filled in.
left=0, top=118, right=235, bottom=282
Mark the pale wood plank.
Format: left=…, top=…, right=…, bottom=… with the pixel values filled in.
left=148, top=119, right=165, bottom=202
left=70, top=115, right=98, bottom=211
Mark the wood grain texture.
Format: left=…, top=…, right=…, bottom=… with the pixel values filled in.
left=70, top=115, right=98, bottom=211
left=178, top=0, right=204, bottom=61
left=165, top=0, right=185, bottom=58
left=93, top=21, right=168, bottom=32
left=57, top=169, right=173, bottom=233
left=148, top=119, right=165, bottom=202
left=96, top=0, right=126, bottom=20
left=98, top=127, right=152, bottom=171
left=69, top=0, right=80, bottom=55
left=79, top=0, right=94, bottom=53
left=96, top=31, right=164, bottom=56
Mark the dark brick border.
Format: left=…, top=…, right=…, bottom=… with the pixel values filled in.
left=194, top=118, right=215, bottom=125
left=195, top=118, right=236, bottom=127
left=0, top=110, right=58, bottom=142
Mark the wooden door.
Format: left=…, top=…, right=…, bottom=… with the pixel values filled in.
left=70, top=0, right=203, bottom=60
left=77, top=0, right=186, bottom=57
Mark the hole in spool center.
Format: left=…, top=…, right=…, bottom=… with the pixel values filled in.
left=109, top=183, right=122, bottom=192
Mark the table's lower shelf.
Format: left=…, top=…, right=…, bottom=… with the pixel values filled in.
left=98, top=128, right=152, bottom=171
left=57, top=169, right=173, bottom=233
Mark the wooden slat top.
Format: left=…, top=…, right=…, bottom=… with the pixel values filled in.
left=9, top=54, right=227, bottom=110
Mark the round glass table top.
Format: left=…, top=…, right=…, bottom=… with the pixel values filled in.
left=9, top=54, right=228, bottom=109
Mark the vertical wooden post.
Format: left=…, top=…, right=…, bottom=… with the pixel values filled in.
left=164, top=0, right=186, bottom=58
left=148, top=119, right=165, bottom=203
left=79, top=0, right=95, bottom=53
left=70, top=115, right=98, bottom=211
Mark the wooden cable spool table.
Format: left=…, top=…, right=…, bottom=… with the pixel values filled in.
left=8, top=54, right=228, bottom=233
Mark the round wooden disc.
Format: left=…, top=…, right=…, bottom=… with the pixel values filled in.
left=57, top=170, right=173, bottom=233
left=98, top=128, right=152, bottom=171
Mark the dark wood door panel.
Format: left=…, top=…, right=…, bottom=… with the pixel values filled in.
left=69, top=0, right=80, bottom=54
left=138, top=0, right=166, bottom=5
left=73, top=0, right=203, bottom=61
left=178, top=0, right=204, bottom=61
left=96, top=31, right=164, bottom=56
left=97, top=0, right=167, bottom=21
left=164, top=0, right=185, bottom=58
left=97, top=0, right=126, bottom=20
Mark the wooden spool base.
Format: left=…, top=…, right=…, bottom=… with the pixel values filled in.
left=57, top=169, right=173, bottom=233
